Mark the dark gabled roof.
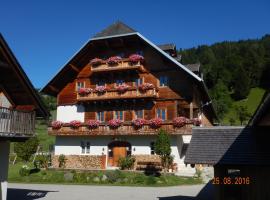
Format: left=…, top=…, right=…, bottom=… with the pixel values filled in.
left=0, top=34, right=49, bottom=118
left=185, top=127, right=270, bottom=166
left=249, top=92, right=270, bottom=126
left=93, top=21, right=136, bottom=38
left=185, top=63, right=200, bottom=72
left=158, top=43, right=176, bottom=51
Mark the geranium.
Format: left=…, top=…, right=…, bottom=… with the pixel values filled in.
left=69, top=120, right=82, bottom=129
left=129, top=54, right=144, bottom=63
left=192, top=118, right=201, bottom=126
left=86, top=120, right=100, bottom=129
left=108, top=119, right=122, bottom=129
left=51, top=121, right=63, bottom=129
left=132, top=118, right=147, bottom=129
left=78, top=88, right=92, bottom=96
left=173, top=117, right=188, bottom=128
left=90, top=58, right=103, bottom=66
left=115, top=84, right=129, bottom=93
left=138, top=83, right=154, bottom=92
left=95, top=85, right=106, bottom=93
left=148, top=118, right=163, bottom=129
left=107, top=56, right=122, bottom=65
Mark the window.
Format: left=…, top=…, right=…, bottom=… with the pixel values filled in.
left=150, top=142, right=155, bottom=155
left=76, top=82, right=85, bottom=91
left=134, top=110, right=144, bottom=119
left=135, top=78, right=143, bottom=87
left=81, top=141, right=90, bottom=154
left=114, top=111, right=124, bottom=120
left=115, top=79, right=124, bottom=86
left=96, top=111, right=105, bottom=122
left=159, top=76, right=168, bottom=87
left=97, top=80, right=105, bottom=86
left=157, top=108, right=167, bottom=120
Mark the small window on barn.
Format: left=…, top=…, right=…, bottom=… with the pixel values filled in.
left=76, top=82, right=85, bottom=91
left=81, top=141, right=90, bottom=155
left=159, top=76, right=169, bottom=87
left=150, top=142, right=155, bottom=155
left=156, top=108, right=167, bottom=120
left=96, top=111, right=105, bottom=122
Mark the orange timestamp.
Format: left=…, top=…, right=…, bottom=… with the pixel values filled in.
left=212, top=177, right=250, bottom=185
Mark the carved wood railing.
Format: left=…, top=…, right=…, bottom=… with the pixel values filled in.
left=91, top=59, right=144, bottom=73
left=48, top=121, right=192, bottom=136
left=0, top=107, right=36, bottom=137
left=77, top=88, right=158, bottom=101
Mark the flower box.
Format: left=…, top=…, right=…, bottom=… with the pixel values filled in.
left=69, top=120, right=82, bottom=129
left=149, top=118, right=163, bottom=129
left=115, top=84, right=129, bottom=94
left=95, top=85, right=106, bottom=94
left=107, top=56, right=122, bottom=65
left=173, top=117, right=188, bottom=128
left=129, top=54, right=144, bottom=64
left=78, top=88, right=92, bottom=96
left=132, top=118, right=147, bottom=129
left=90, top=58, right=103, bottom=66
left=138, top=83, right=154, bottom=92
left=51, top=121, right=63, bottom=129
left=86, top=120, right=100, bottom=129
left=108, top=119, right=122, bottom=129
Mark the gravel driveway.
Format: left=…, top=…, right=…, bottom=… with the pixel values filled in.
left=7, top=183, right=213, bottom=200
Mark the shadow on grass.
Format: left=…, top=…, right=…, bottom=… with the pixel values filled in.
left=158, top=182, right=213, bottom=200
left=7, top=188, right=58, bottom=200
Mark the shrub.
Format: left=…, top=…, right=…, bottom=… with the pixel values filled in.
left=146, top=175, right=157, bottom=185
left=14, top=137, right=39, bottom=162
left=105, top=170, right=125, bottom=183
left=19, top=165, right=30, bottom=176
left=133, top=174, right=145, bottom=184
left=58, top=154, right=66, bottom=168
left=51, top=121, right=63, bottom=129
left=34, top=154, right=50, bottom=169
left=118, top=156, right=135, bottom=170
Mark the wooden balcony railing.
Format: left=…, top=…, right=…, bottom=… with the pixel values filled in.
left=91, top=59, right=144, bottom=73
left=0, top=107, right=36, bottom=137
left=77, top=88, right=158, bottom=101
left=48, top=121, right=192, bottom=136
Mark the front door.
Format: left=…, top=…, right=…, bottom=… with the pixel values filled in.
left=108, top=141, right=131, bottom=167
left=113, top=146, right=127, bottom=166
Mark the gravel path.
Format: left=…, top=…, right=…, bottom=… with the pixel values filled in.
left=7, top=183, right=213, bottom=200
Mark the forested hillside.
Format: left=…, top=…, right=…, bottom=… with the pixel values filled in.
left=179, top=34, right=270, bottom=123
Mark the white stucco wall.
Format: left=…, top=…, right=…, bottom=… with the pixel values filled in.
left=56, top=105, right=85, bottom=122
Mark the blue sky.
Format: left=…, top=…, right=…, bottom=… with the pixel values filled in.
left=1, top=0, right=270, bottom=88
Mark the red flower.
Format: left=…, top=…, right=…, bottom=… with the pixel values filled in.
left=115, top=84, right=129, bottom=94
left=149, top=118, right=163, bottom=129
left=86, top=120, right=100, bottom=129
left=69, top=120, right=82, bottom=129
left=108, top=119, right=122, bottom=129
left=173, top=117, right=188, bottom=128
left=129, top=54, right=144, bottom=63
left=78, top=88, right=92, bottom=96
left=95, top=85, right=106, bottom=93
left=192, top=118, right=201, bottom=126
left=51, top=121, right=63, bottom=129
left=107, top=56, right=122, bottom=65
left=132, top=118, right=147, bottom=129
left=138, top=83, right=154, bottom=92
left=90, top=58, right=103, bottom=66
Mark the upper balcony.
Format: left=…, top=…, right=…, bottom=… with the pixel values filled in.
left=77, top=87, right=158, bottom=102
left=0, top=107, right=36, bottom=139
left=48, top=121, right=193, bottom=136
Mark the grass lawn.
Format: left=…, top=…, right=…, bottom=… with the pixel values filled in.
left=222, top=87, right=265, bottom=125
left=8, top=162, right=202, bottom=187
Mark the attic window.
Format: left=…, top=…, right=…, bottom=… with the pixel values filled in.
left=76, top=82, right=85, bottom=91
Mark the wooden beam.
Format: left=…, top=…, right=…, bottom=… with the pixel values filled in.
left=69, top=64, right=80, bottom=72
left=49, top=85, right=59, bottom=93
left=0, top=61, right=10, bottom=69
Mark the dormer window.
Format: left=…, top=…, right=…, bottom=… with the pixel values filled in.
left=76, top=81, right=85, bottom=91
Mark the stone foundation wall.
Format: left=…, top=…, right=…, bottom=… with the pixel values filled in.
left=51, top=155, right=105, bottom=169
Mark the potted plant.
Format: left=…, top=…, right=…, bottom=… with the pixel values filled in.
left=128, top=54, right=144, bottom=64
left=51, top=121, right=63, bottom=129
left=172, top=117, right=188, bottom=128
left=95, top=85, right=106, bottom=94
left=69, top=120, right=82, bottom=129
left=108, top=119, right=122, bottom=129
left=149, top=118, right=163, bottom=129
left=132, top=118, right=147, bottom=129
left=86, top=119, right=100, bottom=129
left=78, top=88, right=92, bottom=96
left=115, top=84, right=129, bottom=94
left=138, top=83, right=154, bottom=92
left=106, top=56, right=122, bottom=65
left=90, top=58, right=103, bottom=66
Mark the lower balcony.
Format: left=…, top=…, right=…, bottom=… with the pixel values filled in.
left=0, top=107, right=36, bottom=138
left=48, top=121, right=192, bottom=136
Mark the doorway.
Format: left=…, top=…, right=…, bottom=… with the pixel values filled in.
left=108, top=141, right=131, bottom=167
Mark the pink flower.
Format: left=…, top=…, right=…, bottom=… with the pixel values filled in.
left=86, top=120, right=100, bottom=129
left=149, top=118, right=163, bottom=129
left=78, top=88, right=92, bottom=96
left=90, top=58, right=103, bottom=66
left=129, top=54, right=144, bottom=63
left=69, top=120, right=82, bottom=129
left=95, top=85, right=106, bottom=93
left=51, top=121, right=63, bottom=129
left=173, top=117, right=188, bottom=128
left=132, top=118, right=147, bottom=129
left=108, top=119, right=122, bottom=129
left=138, top=83, right=154, bottom=92
left=115, top=84, right=129, bottom=93
left=107, top=56, right=122, bottom=65
left=192, top=118, right=201, bottom=126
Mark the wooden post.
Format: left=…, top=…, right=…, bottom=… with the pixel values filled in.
left=189, top=102, right=193, bottom=119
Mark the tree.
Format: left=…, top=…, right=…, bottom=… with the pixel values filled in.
left=154, top=129, right=172, bottom=172
left=235, top=105, right=251, bottom=125
left=14, top=137, right=39, bottom=162
left=232, top=66, right=250, bottom=100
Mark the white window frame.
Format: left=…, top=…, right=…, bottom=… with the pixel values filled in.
left=96, top=111, right=105, bottom=122
left=134, top=110, right=144, bottom=119
left=134, top=77, right=144, bottom=87
left=114, top=110, right=124, bottom=120
left=156, top=108, right=167, bottom=120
